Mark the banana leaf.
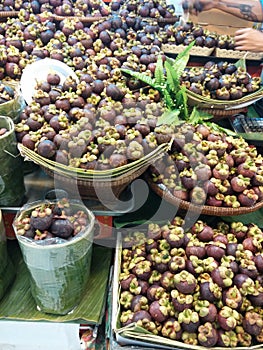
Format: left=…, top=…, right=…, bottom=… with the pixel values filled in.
left=0, top=256, right=15, bottom=300
left=1, top=240, right=112, bottom=324
left=221, top=207, right=263, bottom=227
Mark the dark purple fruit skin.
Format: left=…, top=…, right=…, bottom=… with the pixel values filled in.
left=30, top=214, right=53, bottom=231
left=149, top=300, right=169, bottom=323
left=132, top=310, right=152, bottom=322
left=37, top=139, right=56, bottom=159
left=50, top=218, right=74, bottom=238
left=120, top=274, right=136, bottom=291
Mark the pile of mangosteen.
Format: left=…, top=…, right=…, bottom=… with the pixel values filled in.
left=181, top=60, right=261, bottom=100
left=119, top=218, right=263, bottom=347
left=15, top=71, right=166, bottom=170
left=160, top=21, right=236, bottom=51
left=149, top=122, right=263, bottom=208
left=0, top=0, right=110, bottom=18
left=117, top=0, right=177, bottom=20
left=14, top=198, right=90, bottom=241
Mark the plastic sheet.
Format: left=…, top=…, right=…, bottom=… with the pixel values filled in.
left=13, top=200, right=95, bottom=315
left=0, top=116, right=25, bottom=206
left=0, top=81, right=26, bottom=123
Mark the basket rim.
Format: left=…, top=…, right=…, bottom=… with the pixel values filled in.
left=18, top=143, right=169, bottom=179
left=52, top=14, right=108, bottom=22
left=162, top=44, right=214, bottom=56
left=0, top=11, right=19, bottom=17
left=145, top=173, right=263, bottom=216
left=186, top=86, right=263, bottom=105
left=43, top=162, right=150, bottom=186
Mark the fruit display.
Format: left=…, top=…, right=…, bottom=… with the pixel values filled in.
left=160, top=21, right=235, bottom=50
left=15, top=70, right=165, bottom=169
left=0, top=10, right=165, bottom=79
left=14, top=197, right=91, bottom=241
left=181, top=61, right=261, bottom=100
left=148, top=122, right=263, bottom=209
left=117, top=218, right=263, bottom=347
left=117, top=0, right=177, bottom=20
left=0, top=0, right=110, bottom=18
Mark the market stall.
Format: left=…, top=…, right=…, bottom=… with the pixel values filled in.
left=0, top=0, right=263, bottom=348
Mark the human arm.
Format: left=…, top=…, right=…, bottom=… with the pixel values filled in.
left=182, top=0, right=263, bottom=22
left=234, top=28, right=263, bottom=52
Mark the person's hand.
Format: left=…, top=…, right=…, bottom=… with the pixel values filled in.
left=234, top=28, right=263, bottom=52
left=181, top=0, right=217, bottom=14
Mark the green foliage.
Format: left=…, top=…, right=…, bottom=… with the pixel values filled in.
left=156, top=109, right=180, bottom=127
left=154, top=55, right=165, bottom=86
left=121, top=42, right=197, bottom=126
left=188, top=107, right=213, bottom=125
left=121, top=69, right=157, bottom=90
left=234, top=56, right=247, bottom=71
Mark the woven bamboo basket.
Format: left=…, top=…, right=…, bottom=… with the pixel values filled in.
left=145, top=173, right=263, bottom=216
left=42, top=164, right=150, bottom=202
left=162, top=44, right=215, bottom=56
left=215, top=48, right=263, bottom=61
left=52, top=15, right=108, bottom=23
left=0, top=11, right=19, bottom=21
left=186, top=86, right=263, bottom=119
left=18, top=143, right=169, bottom=203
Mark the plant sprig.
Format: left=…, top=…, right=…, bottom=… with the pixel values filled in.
left=121, top=41, right=196, bottom=124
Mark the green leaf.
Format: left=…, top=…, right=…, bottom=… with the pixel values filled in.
left=164, top=60, right=179, bottom=93
left=205, top=121, right=238, bottom=136
left=176, top=86, right=188, bottom=119
left=156, top=109, right=180, bottom=126
left=163, top=89, right=176, bottom=109
left=172, top=41, right=195, bottom=75
left=187, top=107, right=213, bottom=125
left=234, top=56, right=247, bottom=71
left=154, top=55, right=165, bottom=86
left=121, top=69, right=156, bottom=89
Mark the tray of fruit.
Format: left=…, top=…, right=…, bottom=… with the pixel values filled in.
left=112, top=219, right=263, bottom=349
left=16, top=60, right=170, bottom=202
left=181, top=61, right=263, bottom=114
left=145, top=122, right=263, bottom=216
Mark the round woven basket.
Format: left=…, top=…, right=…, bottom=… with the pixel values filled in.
left=42, top=163, right=150, bottom=203
left=145, top=173, right=263, bottom=216
left=18, top=143, right=169, bottom=203
left=197, top=107, right=248, bottom=119
left=187, top=87, right=263, bottom=120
